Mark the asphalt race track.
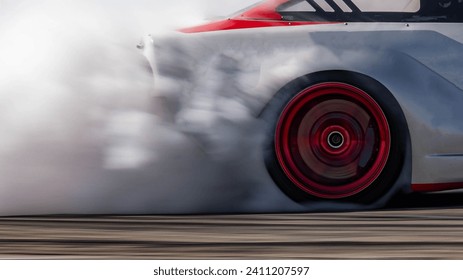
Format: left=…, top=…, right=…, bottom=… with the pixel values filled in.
left=1, top=192, right=463, bottom=259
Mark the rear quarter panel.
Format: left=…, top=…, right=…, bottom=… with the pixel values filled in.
left=144, top=22, right=463, bottom=187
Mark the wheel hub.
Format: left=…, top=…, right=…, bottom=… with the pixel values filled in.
left=327, top=131, right=344, bottom=149
left=319, top=125, right=351, bottom=156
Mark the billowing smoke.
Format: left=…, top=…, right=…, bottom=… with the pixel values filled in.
left=0, top=0, right=312, bottom=215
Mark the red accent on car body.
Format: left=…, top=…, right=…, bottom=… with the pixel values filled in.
left=179, top=0, right=332, bottom=33
left=412, top=182, right=463, bottom=192
left=180, top=19, right=323, bottom=33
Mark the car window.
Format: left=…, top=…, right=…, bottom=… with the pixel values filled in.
left=351, top=0, right=420, bottom=13
left=280, top=1, right=316, bottom=12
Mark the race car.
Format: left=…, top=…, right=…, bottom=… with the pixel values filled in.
left=139, top=0, right=463, bottom=210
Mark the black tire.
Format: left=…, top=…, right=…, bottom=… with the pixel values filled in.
left=261, top=70, right=408, bottom=204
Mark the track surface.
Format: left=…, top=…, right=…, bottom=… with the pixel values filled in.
left=1, top=192, right=463, bottom=259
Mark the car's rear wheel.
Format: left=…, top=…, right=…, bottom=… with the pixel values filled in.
left=263, top=71, right=406, bottom=204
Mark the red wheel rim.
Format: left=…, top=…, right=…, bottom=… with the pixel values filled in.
left=275, top=82, right=391, bottom=199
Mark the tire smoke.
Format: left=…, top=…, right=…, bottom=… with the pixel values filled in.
left=0, top=0, right=400, bottom=215
left=0, top=0, right=308, bottom=215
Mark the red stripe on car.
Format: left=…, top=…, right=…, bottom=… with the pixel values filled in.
left=412, top=182, right=463, bottom=192
left=179, top=0, right=332, bottom=33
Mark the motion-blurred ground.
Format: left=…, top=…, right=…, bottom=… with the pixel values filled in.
left=1, top=192, right=463, bottom=259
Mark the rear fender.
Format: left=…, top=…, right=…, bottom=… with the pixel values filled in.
left=141, top=28, right=463, bottom=187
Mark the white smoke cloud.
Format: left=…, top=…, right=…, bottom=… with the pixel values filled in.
left=0, top=0, right=309, bottom=215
